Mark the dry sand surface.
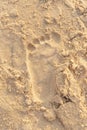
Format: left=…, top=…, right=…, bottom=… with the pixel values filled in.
left=0, top=0, right=87, bottom=130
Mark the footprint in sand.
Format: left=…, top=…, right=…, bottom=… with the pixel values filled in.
left=27, top=35, right=56, bottom=103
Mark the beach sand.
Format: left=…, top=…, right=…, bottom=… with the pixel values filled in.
left=0, top=0, right=87, bottom=129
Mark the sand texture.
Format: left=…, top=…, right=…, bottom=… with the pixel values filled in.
left=0, top=0, right=87, bottom=130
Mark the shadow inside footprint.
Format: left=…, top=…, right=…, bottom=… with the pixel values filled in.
left=27, top=43, right=36, bottom=51
left=51, top=32, right=61, bottom=43
left=33, top=38, right=40, bottom=45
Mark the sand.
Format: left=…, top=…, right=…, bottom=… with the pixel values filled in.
left=0, top=0, right=87, bottom=130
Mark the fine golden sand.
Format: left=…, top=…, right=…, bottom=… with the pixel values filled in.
left=0, top=0, right=87, bottom=130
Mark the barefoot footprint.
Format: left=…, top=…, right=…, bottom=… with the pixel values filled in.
left=27, top=38, right=56, bottom=103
